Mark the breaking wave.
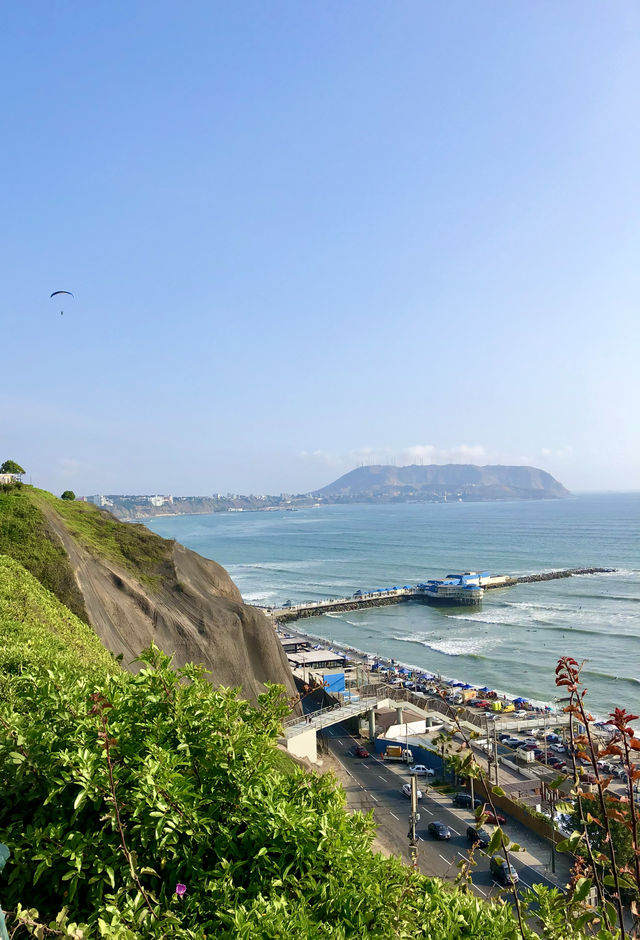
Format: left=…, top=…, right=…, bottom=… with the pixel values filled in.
left=392, top=632, right=496, bottom=657
left=324, top=613, right=372, bottom=626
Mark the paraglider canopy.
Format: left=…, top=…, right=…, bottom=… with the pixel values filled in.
left=50, top=290, right=74, bottom=315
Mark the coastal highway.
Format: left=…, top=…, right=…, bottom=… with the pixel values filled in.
left=321, top=723, right=564, bottom=903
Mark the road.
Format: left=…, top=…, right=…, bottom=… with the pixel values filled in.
left=321, top=722, right=563, bottom=903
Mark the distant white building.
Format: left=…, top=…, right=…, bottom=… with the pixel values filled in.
left=149, top=495, right=173, bottom=507
left=0, top=473, right=18, bottom=484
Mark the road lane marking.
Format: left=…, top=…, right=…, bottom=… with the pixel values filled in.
left=458, top=853, right=467, bottom=860
left=377, top=774, right=386, bottom=781
left=369, top=794, right=378, bottom=802
left=390, top=812, right=399, bottom=820
left=474, top=885, right=487, bottom=896
left=449, top=827, right=460, bottom=835
left=418, top=836, right=424, bottom=842
left=438, top=854, right=450, bottom=864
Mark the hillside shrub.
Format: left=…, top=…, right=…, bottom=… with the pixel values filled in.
left=0, top=601, right=524, bottom=938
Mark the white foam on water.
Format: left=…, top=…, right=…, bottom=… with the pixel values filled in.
left=393, top=632, right=496, bottom=657
left=241, top=590, right=278, bottom=602
left=323, top=612, right=372, bottom=626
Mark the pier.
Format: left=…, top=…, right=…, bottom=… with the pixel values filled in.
left=267, top=567, right=614, bottom=622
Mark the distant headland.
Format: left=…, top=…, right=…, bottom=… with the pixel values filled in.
left=86, top=463, right=569, bottom=520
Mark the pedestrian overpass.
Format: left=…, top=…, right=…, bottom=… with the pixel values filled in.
left=281, top=683, right=433, bottom=763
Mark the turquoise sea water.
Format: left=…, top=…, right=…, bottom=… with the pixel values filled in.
left=146, top=494, right=640, bottom=718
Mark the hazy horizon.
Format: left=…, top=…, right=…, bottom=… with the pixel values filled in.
left=2, top=3, right=638, bottom=497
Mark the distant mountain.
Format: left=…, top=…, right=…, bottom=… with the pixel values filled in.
left=314, top=464, right=570, bottom=501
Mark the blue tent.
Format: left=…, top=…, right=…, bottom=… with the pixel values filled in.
left=479, top=687, right=491, bottom=693
left=513, top=697, right=528, bottom=703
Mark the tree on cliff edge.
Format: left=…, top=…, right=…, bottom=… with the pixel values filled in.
left=0, top=459, right=25, bottom=478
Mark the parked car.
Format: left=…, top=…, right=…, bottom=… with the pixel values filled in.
left=490, top=856, right=519, bottom=886
left=522, top=743, right=538, bottom=751
left=353, top=745, right=370, bottom=758
left=409, top=764, right=435, bottom=777
left=513, top=710, right=528, bottom=718
left=453, top=792, right=484, bottom=809
left=550, top=743, right=566, bottom=753
left=428, top=821, right=451, bottom=840
left=482, top=807, right=507, bottom=825
left=533, top=749, right=545, bottom=760
left=523, top=737, right=538, bottom=746
left=466, top=826, right=491, bottom=848
left=402, top=783, right=423, bottom=799
left=498, top=733, right=513, bottom=742
left=547, top=759, right=567, bottom=772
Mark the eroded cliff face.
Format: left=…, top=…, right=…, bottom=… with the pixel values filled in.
left=39, top=502, right=297, bottom=706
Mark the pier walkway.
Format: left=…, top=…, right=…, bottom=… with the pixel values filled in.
left=268, top=567, right=613, bottom=622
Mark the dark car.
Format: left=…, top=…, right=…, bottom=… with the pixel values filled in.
left=453, top=792, right=484, bottom=809
left=466, top=826, right=491, bottom=848
left=547, top=758, right=566, bottom=771
left=353, top=745, right=370, bottom=758
left=428, top=821, right=451, bottom=840
left=490, top=856, right=519, bottom=886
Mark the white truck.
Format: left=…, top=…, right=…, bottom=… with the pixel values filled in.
left=383, top=745, right=414, bottom=763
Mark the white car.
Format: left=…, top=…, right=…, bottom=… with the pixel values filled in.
left=408, top=764, right=435, bottom=777
left=402, top=783, right=423, bottom=799
left=550, top=743, right=566, bottom=753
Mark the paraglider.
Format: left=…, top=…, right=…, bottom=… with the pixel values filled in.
left=50, top=290, right=74, bottom=315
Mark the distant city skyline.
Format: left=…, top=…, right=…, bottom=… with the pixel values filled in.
left=2, top=3, right=638, bottom=496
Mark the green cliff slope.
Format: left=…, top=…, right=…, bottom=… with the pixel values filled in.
left=0, top=486, right=297, bottom=705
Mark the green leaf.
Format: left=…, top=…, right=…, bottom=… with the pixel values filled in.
left=487, top=830, right=502, bottom=855
left=573, top=876, right=592, bottom=904
left=491, top=786, right=506, bottom=797
left=105, top=866, right=115, bottom=888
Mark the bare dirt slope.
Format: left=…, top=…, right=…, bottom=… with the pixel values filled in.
left=40, top=502, right=297, bottom=706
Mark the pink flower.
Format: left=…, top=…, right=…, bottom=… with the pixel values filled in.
left=175, top=883, right=187, bottom=898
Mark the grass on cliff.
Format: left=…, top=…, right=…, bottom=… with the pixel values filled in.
left=0, top=555, right=117, bottom=695
left=34, top=488, right=173, bottom=586
left=0, top=485, right=88, bottom=620
left=1, top=486, right=174, bottom=592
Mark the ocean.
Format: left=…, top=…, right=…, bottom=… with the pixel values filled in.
left=145, top=494, right=640, bottom=719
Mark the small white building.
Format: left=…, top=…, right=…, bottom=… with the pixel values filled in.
left=0, top=473, right=19, bottom=484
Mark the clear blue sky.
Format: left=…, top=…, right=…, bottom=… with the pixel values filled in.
left=2, top=2, right=638, bottom=495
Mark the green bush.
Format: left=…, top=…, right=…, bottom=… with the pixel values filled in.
left=0, top=568, right=526, bottom=938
